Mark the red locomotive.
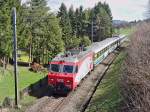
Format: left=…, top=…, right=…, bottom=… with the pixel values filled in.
left=48, top=48, right=93, bottom=94
left=48, top=36, right=126, bottom=94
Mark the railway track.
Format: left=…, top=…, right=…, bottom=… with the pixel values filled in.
left=26, top=51, right=119, bottom=112
left=52, top=92, right=74, bottom=112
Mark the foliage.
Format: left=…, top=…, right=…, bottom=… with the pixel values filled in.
left=68, top=5, right=77, bottom=36
left=58, top=1, right=113, bottom=49
left=0, top=0, right=113, bottom=64
left=22, top=0, right=64, bottom=63
left=75, top=6, right=85, bottom=37
left=68, top=36, right=81, bottom=49
left=0, top=0, right=23, bottom=69
left=92, top=2, right=112, bottom=41
left=0, top=0, right=15, bottom=58
left=57, top=3, right=72, bottom=50
left=68, top=2, right=113, bottom=42
left=80, top=36, right=91, bottom=47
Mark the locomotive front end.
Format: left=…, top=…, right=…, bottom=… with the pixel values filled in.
left=48, top=61, right=77, bottom=94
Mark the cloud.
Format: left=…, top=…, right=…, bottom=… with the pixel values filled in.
left=33, top=0, right=149, bottom=21
left=48, top=0, right=102, bottom=11
left=106, top=0, right=148, bottom=21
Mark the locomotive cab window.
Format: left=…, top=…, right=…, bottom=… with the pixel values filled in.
left=50, top=64, right=60, bottom=72
left=63, top=65, right=74, bottom=73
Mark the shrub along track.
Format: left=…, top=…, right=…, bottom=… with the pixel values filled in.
left=26, top=50, right=120, bottom=112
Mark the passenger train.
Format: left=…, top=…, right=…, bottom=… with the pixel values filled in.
left=48, top=35, right=126, bottom=94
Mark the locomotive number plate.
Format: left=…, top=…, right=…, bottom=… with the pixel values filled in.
left=57, top=79, right=64, bottom=82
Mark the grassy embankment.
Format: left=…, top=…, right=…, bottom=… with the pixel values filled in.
left=0, top=66, right=46, bottom=104
left=86, top=51, right=126, bottom=112
left=121, top=22, right=150, bottom=112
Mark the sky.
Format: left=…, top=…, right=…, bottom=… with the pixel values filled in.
left=47, top=0, right=149, bottom=21
left=22, top=0, right=149, bottom=21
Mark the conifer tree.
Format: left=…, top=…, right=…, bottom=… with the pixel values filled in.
left=0, top=0, right=22, bottom=68
left=57, top=3, right=73, bottom=49
left=69, top=5, right=76, bottom=36
left=24, top=0, right=64, bottom=63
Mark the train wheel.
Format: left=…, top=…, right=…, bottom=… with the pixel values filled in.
left=73, top=87, right=77, bottom=91
left=89, top=70, right=92, bottom=75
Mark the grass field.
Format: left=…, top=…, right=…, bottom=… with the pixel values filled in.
left=17, top=50, right=30, bottom=62
left=0, top=66, right=46, bottom=104
left=114, top=27, right=134, bottom=36
left=9, top=95, right=37, bottom=112
left=86, top=52, right=126, bottom=112
left=119, top=27, right=134, bottom=36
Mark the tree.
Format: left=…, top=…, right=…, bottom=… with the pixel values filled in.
left=24, top=0, right=49, bottom=63
left=103, top=2, right=113, bottom=35
left=75, top=6, right=84, bottom=37
left=42, top=14, right=64, bottom=62
left=80, top=36, right=91, bottom=47
left=0, top=0, right=22, bottom=69
left=17, top=4, right=30, bottom=49
left=82, top=9, right=91, bottom=36
left=23, top=0, right=64, bottom=63
left=91, top=2, right=112, bottom=41
left=68, top=5, right=76, bottom=36
left=57, top=3, right=73, bottom=49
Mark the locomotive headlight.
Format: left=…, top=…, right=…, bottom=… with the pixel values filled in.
left=66, top=80, right=71, bottom=83
left=50, top=78, right=54, bottom=81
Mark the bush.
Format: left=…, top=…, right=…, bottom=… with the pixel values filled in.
left=80, top=36, right=91, bottom=47
left=30, top=62, right=43, bottom=72
left=2, top=97, right=14, bottom=108
left=121, top=22, right=150, bottom=112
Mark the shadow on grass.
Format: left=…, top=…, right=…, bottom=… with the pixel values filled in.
left=22, top=76, right=68, bottom=99
left=21, top=76, right=54, bottom=99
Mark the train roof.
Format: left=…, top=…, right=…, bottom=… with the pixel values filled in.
left=51, top=35, right=125, bottom=63
left=51, top=49, right=91, bottom=63
left=88, top=36, right=120, bottom=53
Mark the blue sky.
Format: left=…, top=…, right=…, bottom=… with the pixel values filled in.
left=47, top=0, right=149, bottom=21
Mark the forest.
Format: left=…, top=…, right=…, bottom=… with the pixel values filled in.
left=0, top=0, right=113, bottom=66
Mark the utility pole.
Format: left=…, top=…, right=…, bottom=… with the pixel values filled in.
left=12, top=7, right=19, bottom=107
left=91, top=10, right=94, bottom=43
left=91, top=19, right=93, bottom=43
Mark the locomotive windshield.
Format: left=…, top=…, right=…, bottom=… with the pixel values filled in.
left=51, top=64, right=60, bottom=72
left=63, top=65, right=74, bottom=73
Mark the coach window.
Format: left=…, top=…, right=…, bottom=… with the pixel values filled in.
left=63, top=65, right=74, bottom=73
left=51, top=64, right=60, bottom=72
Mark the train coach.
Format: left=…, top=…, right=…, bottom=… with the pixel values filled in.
left=48, top=35, right=126, bottom=94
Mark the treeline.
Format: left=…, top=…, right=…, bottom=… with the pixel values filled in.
left=0, top=0, right=113, bottom=66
